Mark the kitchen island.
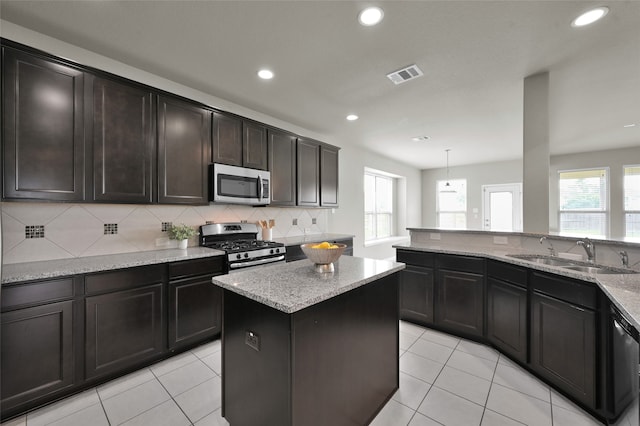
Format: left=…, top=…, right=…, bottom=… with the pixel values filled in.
left=211, top=256, right=405, bottom=426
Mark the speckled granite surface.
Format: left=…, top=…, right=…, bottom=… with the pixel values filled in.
left=1, top=247, right=224, bottom=284
left=211, top=255, right=404, bottom=313
left=394, top=242, right=640, bottom=330
left=274, top=233, right=354, bottom=246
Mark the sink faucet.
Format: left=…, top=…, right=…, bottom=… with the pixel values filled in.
left=619, top=251, right=629, bottom=268
left=576, top=238, right=596, bottom=263
left=539, top=236, right=556, bottom=257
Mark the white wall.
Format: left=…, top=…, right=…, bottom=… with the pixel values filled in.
left=549, top=146, right=640, bottom=240
left=421, top=159, right=522, bottom=229
left=1, top=22, right=422, bottom=262
left=328, top=145, right=421, bottom=260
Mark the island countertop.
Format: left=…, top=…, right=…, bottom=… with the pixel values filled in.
left=211, top=255, right=405, bottom=313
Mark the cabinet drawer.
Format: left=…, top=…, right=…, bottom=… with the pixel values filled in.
left=85, top=265, right=164, bottom=295
left=487, top=260, right=527, bottom=288
left=437, top=254, right=484, bottom=274
left=531, top=272, right=597, bottom=310
left=169, top=256, right=225, bottom=280
left=396, top=250, right=435, bottom=268
left=2, top=278, right=75, bottom=311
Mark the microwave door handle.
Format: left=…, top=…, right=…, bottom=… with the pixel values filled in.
left=257, top=175, right=263, bottom=202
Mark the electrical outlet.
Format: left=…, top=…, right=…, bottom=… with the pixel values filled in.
left=292, top=218, right=298, bottom=226
left=245, top=331, right=260, bottom=352
left=493, top=236, right=509, bottom=245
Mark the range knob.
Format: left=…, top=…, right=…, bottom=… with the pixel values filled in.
left=236, top=254, right=242, bottom=260
left=270, top=249, right=274, bottom=254
left=275, top=248, right=280, bottom=253
left=244, top=253, right=249, bottom=258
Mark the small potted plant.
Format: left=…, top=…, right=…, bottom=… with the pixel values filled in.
left=168, top=223, right=196, bottom=249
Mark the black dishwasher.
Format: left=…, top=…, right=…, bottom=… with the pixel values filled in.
left=609, top=304, right=639, bottom=419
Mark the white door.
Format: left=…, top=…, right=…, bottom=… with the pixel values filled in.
left=483, top=183, right=522, bottom=232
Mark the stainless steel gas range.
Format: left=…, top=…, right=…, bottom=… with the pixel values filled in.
left=199, top=222, right=286, bottom=271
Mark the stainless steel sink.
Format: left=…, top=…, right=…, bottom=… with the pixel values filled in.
left=507, top=254, right=574, bottom=266
left=507, top=254, right=638, bottom=274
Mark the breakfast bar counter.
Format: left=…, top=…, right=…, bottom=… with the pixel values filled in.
left=211, top=256, right=405, bottom=426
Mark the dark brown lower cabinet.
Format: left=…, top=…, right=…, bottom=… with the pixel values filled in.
left=1, top=300, right=75, bottom=416
left=531, top=291, right=596, bottom=408
left=85, top=283, right=164, bottom=380
left=435, top=269, right=484, bottom=337
left=168, top=277, right=222, bottom=350
left=399, top=265, right=434, bottom=325
left=487, top=278, right=527, bottom=363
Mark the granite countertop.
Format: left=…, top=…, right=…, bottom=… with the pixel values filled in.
left=1, top=247, right=225, bottom=284
left=211, top=255, right=404, bottom=313
left=394, top=242, right=640, bottom=330
left=274, top=233, right=354, bottom=246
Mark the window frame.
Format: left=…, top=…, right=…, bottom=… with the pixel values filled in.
left=364, top=170, right=395, bottom=241
left=436, top=179, right=467, bottom=229
left=624, top=164, right=640, bottom=239
left=557, top=167, right=609, bottom=238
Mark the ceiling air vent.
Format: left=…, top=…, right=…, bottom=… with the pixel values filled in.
left=386, top=64, right=424, bottom=85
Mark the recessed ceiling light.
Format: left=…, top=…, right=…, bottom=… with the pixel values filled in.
left=346, top=114, right=359, bottom=121
left=412, top=136, right=430, bottom=142
left=571, top=6, right=609, bottom=27
left=257, top=69, right=274, bottom=80
left=358, top=7, right=384, bottom=26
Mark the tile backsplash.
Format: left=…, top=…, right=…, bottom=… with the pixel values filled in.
left=0, top=202, right=328, bottom=264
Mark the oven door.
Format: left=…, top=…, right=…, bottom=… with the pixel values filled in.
left=210, top=163, right=270, bottom=205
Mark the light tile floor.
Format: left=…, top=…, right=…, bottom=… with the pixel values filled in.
left=2, top=321, right=638, bottom=426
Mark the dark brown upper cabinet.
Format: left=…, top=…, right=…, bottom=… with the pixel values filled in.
left=90, top=76, right=155, bottom=203
left=2, top=47, right=87, bottom=201
left=157, top=96, right=211, bottom=204
left=212, top=112, right=267, bottom=170
left=268, top=129, right=297, bottom=206
left=296, top=138, right=320, bottom=207
left=320, top=144, right=339, bottom=207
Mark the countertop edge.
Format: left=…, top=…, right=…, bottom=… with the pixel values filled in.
left=1, top=247, right=226, bottom=284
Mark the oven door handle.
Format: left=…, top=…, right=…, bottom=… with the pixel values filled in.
left=228, top=255, right=285, bottom=269
left=257, top=175, right=263, bottom=202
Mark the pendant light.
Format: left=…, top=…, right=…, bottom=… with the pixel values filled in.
left=441, top=149, right=457, bottom=193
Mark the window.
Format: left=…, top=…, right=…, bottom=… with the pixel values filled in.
left=624, top=165, right=640, bottom=239
left=364, top=171, right=394, bottom=241
left=437, top=179, right=467, bottom=229
left=558, top=168, right=608, bottom=237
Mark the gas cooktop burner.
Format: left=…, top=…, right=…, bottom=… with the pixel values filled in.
left=210, top=239, right=282, bottom=253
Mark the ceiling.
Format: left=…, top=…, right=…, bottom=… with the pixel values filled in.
left=1, top=1, right=638, bottom=170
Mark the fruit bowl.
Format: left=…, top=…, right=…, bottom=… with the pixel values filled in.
left=300, top=242, right=347, bottom=273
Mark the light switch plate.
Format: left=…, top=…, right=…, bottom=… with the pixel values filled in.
left=245, top=331, right=260, bottom=352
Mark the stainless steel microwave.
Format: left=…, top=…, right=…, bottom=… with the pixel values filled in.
left=209, top=163, right=270, bottom=205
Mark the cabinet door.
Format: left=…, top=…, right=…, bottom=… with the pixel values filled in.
left=85, top=283, right=163, bottom=379
left=1, top=301, right=74, bottom=412
left=531, top=292, right=596, bottom=408
left=268, top=129, right=297, bottom=206
left=2, top=48, right=86, bottom=201
left=297, top=138, right=320, bottom=207
left=158, top=96, right=211, bottom=204
left=487, top=278, right=527, bottom=363
left=92, top=77, right=154, bottom=203
left=168, top=277, right=222, bottom=350
left=212, top=111, right=242, bottom=166
left=243, top=121, right=268, bottom=170
left=435, top=269, right=484, bottom=337
left=320, top=144, right=339, bottom=207
left=400, top=265, right=434, bottom=325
